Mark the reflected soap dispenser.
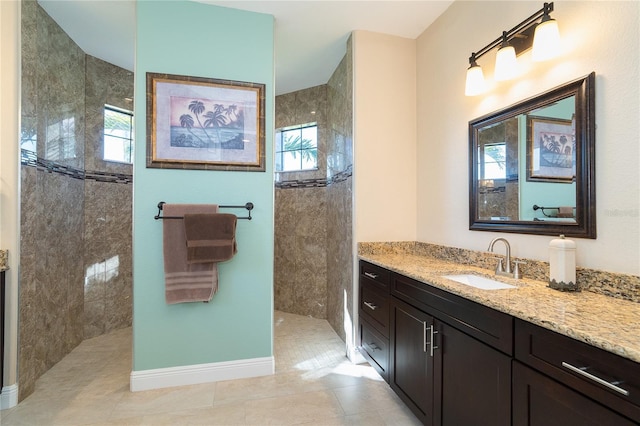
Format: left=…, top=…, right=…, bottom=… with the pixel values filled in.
left=548, top=235, right=578, bottom=291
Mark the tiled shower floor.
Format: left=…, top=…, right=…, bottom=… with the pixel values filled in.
left=0, top=311, right=419, bottom=425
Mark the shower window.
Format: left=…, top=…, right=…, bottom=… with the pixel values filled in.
left=275, top=123, right=318, bottom=172
left=104, top=105, right=134, bottom=164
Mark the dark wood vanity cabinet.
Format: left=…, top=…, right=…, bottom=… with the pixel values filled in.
left=514, top=319, right=640, bottom=425
left=359, top=261, right=512, bottom=425
left=358, top=260, right=640, bottom=425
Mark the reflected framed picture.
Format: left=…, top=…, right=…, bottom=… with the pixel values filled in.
left=146, top=72, right=265, bottom=171
left=526, top=115, right=575, bottom=183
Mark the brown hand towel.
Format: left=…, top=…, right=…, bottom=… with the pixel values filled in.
left=558, top=206, right=574, bottom=218
left=163, top=204, right=219, bottom=304
left=183, top=213, right=237, bottom=264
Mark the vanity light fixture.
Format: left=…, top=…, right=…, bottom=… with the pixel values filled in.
left=465, top=2, right=561, bottom=96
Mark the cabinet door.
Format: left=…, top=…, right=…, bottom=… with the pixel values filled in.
left=513, top=361, right=636, bottom=426
left=390, top=298, right=436, bottom=426
left=439, top=321, right=511, bottom=426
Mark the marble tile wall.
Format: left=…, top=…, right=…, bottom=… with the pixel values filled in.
left=19, top=169, right=86, bottom=400
left=83, top=56, right=133, bottom=338
left=274, top=40, right=354, bottom=331
left=19, top=1, right=86, bottom=401
left=274, top=86, right=329, bottom=319
left=18, top=1, right=134, bottom=401
left=83, top=180, right=133, bottom=338
left=274, top=187, right=328, bottom=318
left=326, top=39, right=354, bottom=343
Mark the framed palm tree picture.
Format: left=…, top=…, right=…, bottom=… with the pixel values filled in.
left=526, top=115, right=575, bottom=183
left=146, top=72, right=265, bottom=171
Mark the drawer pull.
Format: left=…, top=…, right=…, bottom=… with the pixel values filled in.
left=364, top=301, right=378, bottom=311
left=364, top=272, right=379, bottom=280
left=368, top=342, right=379, bottom=351
left=561, top=362, right=630, bottom=396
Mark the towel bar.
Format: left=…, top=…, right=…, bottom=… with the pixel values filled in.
left=532, top=204, right=575, bottom=218
left=154, top=201, right=254, bottom=220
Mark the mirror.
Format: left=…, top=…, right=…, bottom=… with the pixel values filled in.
left=469, top=72, right=596, bottom=238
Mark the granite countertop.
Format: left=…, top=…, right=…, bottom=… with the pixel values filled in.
left=0, top=249, right=7, bottom=272
left=359, top=251, right=640, bottom=364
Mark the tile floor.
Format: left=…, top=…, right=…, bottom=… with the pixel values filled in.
left=0, top=311, right=420, bottom=425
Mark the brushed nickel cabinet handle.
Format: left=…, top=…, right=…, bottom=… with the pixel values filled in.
left=423, top=321, right=428, bottom=353
left=364, top=272, right=379, bottom=279
left=562, top=362, right=629, bottom=396
left=363, top=301, right=378, bottom=311
left=369, top=342, right=379, bottom=351
left=426, top=325, right=439, bottom=357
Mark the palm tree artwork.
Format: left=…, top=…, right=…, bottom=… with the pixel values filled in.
left=539, top=131, right=573, bottom=169
left=171, top=97, right=245, bottom=149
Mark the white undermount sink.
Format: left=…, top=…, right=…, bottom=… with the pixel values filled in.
left=442, top=274, right=517, bottom=290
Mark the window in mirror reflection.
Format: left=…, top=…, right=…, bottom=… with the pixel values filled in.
left=480, top=143, right=506, bottom=180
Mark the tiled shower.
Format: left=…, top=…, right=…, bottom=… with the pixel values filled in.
left=274, top=39, right=354, bottom=342
left=18, top=0, right=352, bottom=402
left=19, top=1, right=133, bottom=401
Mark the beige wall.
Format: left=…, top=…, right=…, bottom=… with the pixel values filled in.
left=417, top=1, right=639, bottom=275
left=353, top=30, right=418, bottom=243
left=0, top=0, right=20, bottom=397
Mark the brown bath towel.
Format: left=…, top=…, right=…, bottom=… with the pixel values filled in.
left=183, top=213, right=237, bottom=264
left=163, top=204, right=219, bottom=304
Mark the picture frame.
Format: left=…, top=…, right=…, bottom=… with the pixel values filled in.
left=526, top=115, right=575, bottom=183
left=146, top=72, right=265, bottom=171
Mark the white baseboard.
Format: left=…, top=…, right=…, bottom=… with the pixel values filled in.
left=130, top=356, right=274, bottom=392
left=1, top=384, right=18, bottom=410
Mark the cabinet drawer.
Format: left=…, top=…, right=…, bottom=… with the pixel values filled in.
left=513, top=361, right=636, bottom=426
left=515, top=319, right=640, bottom=423
left=359, top=319, right=389, bottom=382
left=360, top=261, right=390, bottom=291
left=391, top=272, right=513, bottom=355
left=360, top=282, right=390, bottom=336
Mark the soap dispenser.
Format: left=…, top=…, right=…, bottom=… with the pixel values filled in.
left=548, top=235, right=578, bottom=291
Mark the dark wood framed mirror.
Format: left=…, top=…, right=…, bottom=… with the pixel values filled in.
left=469, top=72, right=596, bottom=238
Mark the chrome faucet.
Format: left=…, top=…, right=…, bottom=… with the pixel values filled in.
left=488, top=237, right=523, bottom=279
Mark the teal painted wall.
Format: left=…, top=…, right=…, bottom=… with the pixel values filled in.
left=519, top=98, right=575, bottom=221
left=133, top=1, right=274, bottom=371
